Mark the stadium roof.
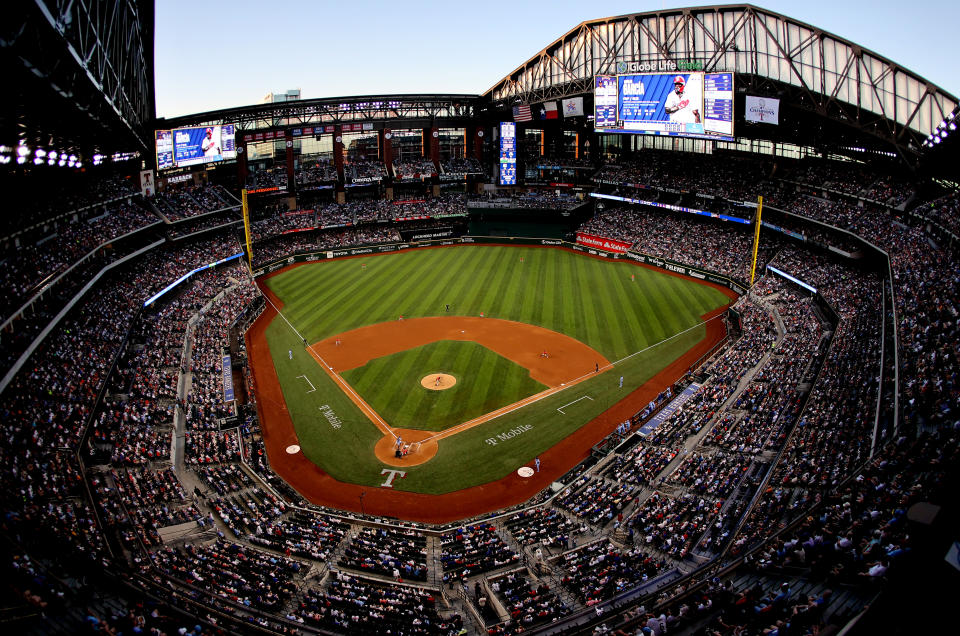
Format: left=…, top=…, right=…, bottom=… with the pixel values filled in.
left=160, top=94, right=480, bottom=132
left=483, top=4, right=959, bottom=162
left=0, top=0, right=155, bottom=157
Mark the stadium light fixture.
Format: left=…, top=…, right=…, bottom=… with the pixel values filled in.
left=933, top=136, right=941, bottom=144
left=58, top=159, right=66, bottom=166
left=17, top=145, right=30, bottom=157
left=68, top=154, right=76, bottom=162
left=47, top=158, right=55, bottom=165
left=35, top=149, right=46, bottom=158
left=17, top=156, right=26, bottom=164
left=48, top=151, right=57, bottom=159
left=951, top=122, right=957, bottom=131
left=33, top=157, right=43, bottom=165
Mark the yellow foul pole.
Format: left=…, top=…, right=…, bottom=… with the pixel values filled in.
left=241, top=188, right=253, bottom=274
left=749, top=195, right=763, bottom=286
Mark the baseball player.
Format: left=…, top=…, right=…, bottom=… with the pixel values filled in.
left=201, top=127, right=221, bottom=156
left=664, top=76, right=701, bottom=124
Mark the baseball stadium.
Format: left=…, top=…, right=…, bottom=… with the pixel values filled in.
left=1, top=2, right=958, bottom=635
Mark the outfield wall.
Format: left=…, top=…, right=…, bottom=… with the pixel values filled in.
left=251, top=236, right=748, bottom=295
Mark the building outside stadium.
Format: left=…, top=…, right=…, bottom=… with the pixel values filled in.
left=1, top=3, right=958, bottom=635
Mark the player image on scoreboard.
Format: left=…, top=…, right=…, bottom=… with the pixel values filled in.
left=663, top=74, right=703, bottom=126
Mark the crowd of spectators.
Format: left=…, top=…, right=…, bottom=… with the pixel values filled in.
left=487, top=569, right=571, bottom=632
left=297, top=160, right=338, bottom=184
left=1, top=172, right=137, bottom=236
left=579, top=206, right=781, bottom=282
left=628, top=492, right=721, bottom=560
left=602, top=443, right=678, bottom=487
left=0, top=200, right=160, bottom=322
left=154, top=183, right=236, bottom=221
left=765, top=248, right=882, bottom=488
left=646, top=300, right=777, bottom=446
left=441, top=156, right=484, bottom=175
left=346, top=160, right=388, bottom=181
left=505, top=507, right=586, bottom=551
left=393, top=157, right=437, bottom=178
left=441, top=523, right=520, bottom=580
left=467, top=190, right=583, bottom=211
left=251, top=225, right=402, bottom=266
left=248, top=511, right=349, bottom=561
left=148, top=538, right=303, bottom=611
left=556, top=540, right=667, bottom=606
left=554, top=476, right=638, bottom=528
left=245, top=169, right=288, bottom=190
left=298, top=573, right=453, bottom=634
left=916, top=187, right=960, bottom=237
left=340, top=526, right=430, bottom=582
left=593, top=151, right=771, bottom=202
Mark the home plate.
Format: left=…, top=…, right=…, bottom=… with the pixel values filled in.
left=517, top=466, right=535, bottom=478
left=286, top=445, right=301, bottom=454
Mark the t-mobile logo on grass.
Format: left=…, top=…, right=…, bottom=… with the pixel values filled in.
left=380, top=469, right=407, bottom=488
left=486, top=424, right=534, bottom=445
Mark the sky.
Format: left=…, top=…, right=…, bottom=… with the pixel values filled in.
left=154, top=0, right=960, bottom=119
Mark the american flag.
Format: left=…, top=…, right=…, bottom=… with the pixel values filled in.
left=512, top=105, right=532, bottom=122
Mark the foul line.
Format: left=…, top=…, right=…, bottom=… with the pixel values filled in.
left=557, top=395, right=593, bottom=414
left=258, top=288, right=397, bottom=440
left=296, top=375, right=317, bottom=393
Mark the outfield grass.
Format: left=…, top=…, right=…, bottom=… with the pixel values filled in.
left=340, top=340, right=547, bottom=432
left=261, top=245, right=731, bottom=493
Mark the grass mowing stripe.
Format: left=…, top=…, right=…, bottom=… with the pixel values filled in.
left=538, top=249, right=558, bottom=330
left=610, top=265, right=652, bottom=352
left=572, top=255, right=604, bottom=357
left=418, top=248, right=468, bottom=315
left=593, top=262, right=632, bottom=359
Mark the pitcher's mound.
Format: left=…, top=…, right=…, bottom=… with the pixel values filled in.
left=421, top=373, right=457, bottom=391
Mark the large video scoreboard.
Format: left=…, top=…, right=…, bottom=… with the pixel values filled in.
left=595, top=72, right=735, bottom=141
left=155, top=124, right=237, bottom=170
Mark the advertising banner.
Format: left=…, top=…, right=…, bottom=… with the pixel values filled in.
left=575, top=232, right=633, bottom=253
left=222, top=355, right=234, bottom=402
left=399, top=227, right=455, bottom=242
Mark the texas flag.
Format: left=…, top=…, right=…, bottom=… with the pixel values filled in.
left=537, top=101, right=559, bottom=120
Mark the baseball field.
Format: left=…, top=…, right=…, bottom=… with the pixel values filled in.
left=247, top=244, right=734, bottom=519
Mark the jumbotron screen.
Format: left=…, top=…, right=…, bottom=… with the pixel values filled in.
left=594, top=72, right=735, bottom=141
left=155, top=124, right=237, bottom=170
